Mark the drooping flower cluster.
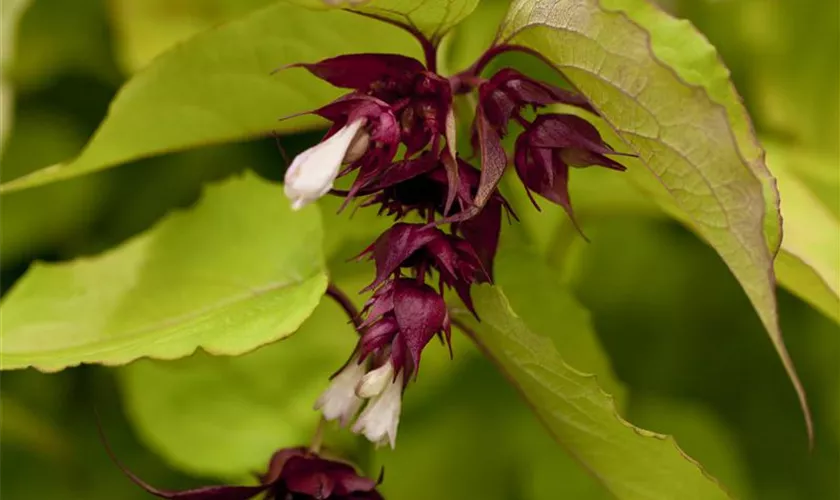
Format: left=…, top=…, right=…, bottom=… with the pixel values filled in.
left=115, top=446, right=383, bottom=500
left=281, top=25, right=629, bottom=450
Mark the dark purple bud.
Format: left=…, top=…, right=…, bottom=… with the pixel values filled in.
left=478, top=68, right=595, bottom=136
left=357, top=223, right=441, bottom=289
left=513, top=113, right=629, bottom=233
left=392, top=279, right=450, bottom=376
left=314, top=95, right=400, bottom=145
left=280, top=454, right=379, bottom=499
left=105, top=438, right=383, bottom=500
left=360, top=316, right=400, bottom=357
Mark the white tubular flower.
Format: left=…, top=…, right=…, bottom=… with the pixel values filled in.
left=284, top=118, right=367, bottom=210
left=355, top=361, right=394, bottom=398
left=352, top=371, right=404, bottom=449
left=314, top=358, right=366, bottom=427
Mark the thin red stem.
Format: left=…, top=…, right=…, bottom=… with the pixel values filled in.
left=349, top=10, right=437, bottom=72
left=326, top=282, right=362, bottom=330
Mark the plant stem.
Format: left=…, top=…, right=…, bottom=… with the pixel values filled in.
left=326, top=282, right=362, bottom=329
left=309, top=417, right=326, bottom=454
left=349, top=10, right=438, bottom=72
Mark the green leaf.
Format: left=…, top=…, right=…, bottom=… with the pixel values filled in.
left=766, top=141, right=840, bottom=324
left=118, top=295, right=359, bottom=480
left=498, top=0, right=810, bottom=440
left=0, top=173, right=326, bottom=371
left=349, top=0, right=479, bottom=42
left=493, top=221, right=627, bottom=404
left=627, top=395, right=753, bottom=500
left=0, top=1, right=420, bottom=193
left=117, top=263, right=374, bottom=480
left=453, top=286, right=730, bottom=500
left=109, top=0, right=276, bottom=74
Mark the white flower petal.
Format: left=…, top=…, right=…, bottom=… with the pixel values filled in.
left=283, top=118, right=366, bottom=210
left=356, top=361, right=394, bottom=398
left=314, top=359, right=366, bottom=427
left=352, top=372, right=403, bottom=449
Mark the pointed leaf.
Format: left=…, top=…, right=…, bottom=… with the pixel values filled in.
left=498, top=0, right=810, bottom=440
left=0, top=173, right=326, bottom=371
left=454, top=286, right=730, bottom=500
left=118, top=272, right=367, bottom=479
left=0, top=1, right=420, bottom=193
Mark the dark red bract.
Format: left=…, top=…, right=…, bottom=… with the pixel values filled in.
left=514, top=113, right=629, bottom=230
left=117, top=447, right=383, bottom=500
left=477, top=68, right=595, bottom=138
left=358, top=277, right=451, bottom=379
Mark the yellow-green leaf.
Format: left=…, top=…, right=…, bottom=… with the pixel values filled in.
left=497, top=0, right=810, bottom=441
left=349, top=0, right=479, bottom=42
left=454, top=286, right=730, bottom=500
left=0, top=1, right=420, bottom=193
left=118, top=295, right=359, bottom=480
left=0, top=173, right=326, bottom=371
left=108, top=0, right=276, bottom=73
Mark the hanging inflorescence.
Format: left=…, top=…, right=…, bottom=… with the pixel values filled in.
left=104, top=12, right=632, bottom=500
left=284, top=19, right=630, bottom=452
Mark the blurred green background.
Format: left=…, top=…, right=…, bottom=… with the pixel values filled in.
left=1, top=0, right=837, bottom=499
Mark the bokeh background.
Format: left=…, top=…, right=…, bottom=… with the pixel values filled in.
left=1, top=0, right=837, bottom=499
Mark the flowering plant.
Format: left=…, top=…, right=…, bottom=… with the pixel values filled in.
left=1, top=0, right=835, bottom=498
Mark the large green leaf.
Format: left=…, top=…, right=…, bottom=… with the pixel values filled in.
left=497, top=0, right=810, bottom=439
left=0, top=1, right=420, bottom=193
left=0, top=173, right=326, bottom=371
left=350, top=0, right=479, bottom=43
left=453, top=286, right=730, bottom=500
left=493, top=221, right=627, bottom=403
left=117, top=256, right=385, bottom=481
left=108, top=0, right=276, bottom=73
left=118, top=293, right=360, bottom=480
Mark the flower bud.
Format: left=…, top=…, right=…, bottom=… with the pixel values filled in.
left=356, top=361, right=394, bottom=398
left=284, top=118, right=366, bottom=210
left=314, top=356, right=366, bottom=426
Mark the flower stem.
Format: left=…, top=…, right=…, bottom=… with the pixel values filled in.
left=309, top=417, right=326, bottom=454
left=348, top=10, right=437, bottom=72
left=326, top=282, right=363, bottom=330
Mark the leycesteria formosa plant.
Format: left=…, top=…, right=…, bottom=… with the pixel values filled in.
left=285, top=17, right=629, bottom=450
left=1, top=0, right=821, bottom=498
left=107, top=10, right=632, bottom=498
